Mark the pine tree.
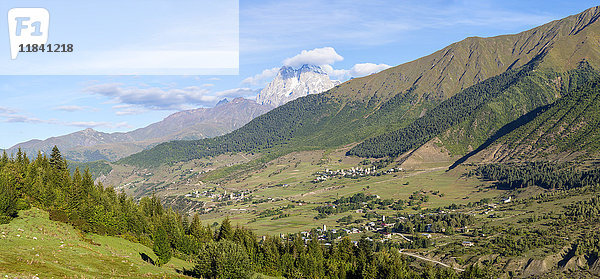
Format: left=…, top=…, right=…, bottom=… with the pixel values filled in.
left=68, top=168, right=83, bottom=216
left=190, top=213, right=212, bottom=242
left=0, top=169, right=17, bottom=223
left=49, top=146, right=67, bottom=172
left=153, top=224, right=171, bottom=266
left=216, top=217, right=233, bottom=241
left=0, top=150, right=8, bottom=167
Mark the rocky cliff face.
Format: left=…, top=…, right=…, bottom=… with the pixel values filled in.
left=256, top=64, right=340, bottom=107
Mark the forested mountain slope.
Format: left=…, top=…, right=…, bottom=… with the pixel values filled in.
left=120, top=6, right=600, bottom=167
left=348, top=60, right=599, bottom=158
left=469, top=76, right=600, bottom=163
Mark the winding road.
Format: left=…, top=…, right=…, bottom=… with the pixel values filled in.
left=398, top=249, right=465, bottom=272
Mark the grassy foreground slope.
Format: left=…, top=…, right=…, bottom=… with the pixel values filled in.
left=0, top=208, right=191, bottom=278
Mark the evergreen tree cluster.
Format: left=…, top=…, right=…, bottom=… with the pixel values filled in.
left=470, top=162, right=600, bottom=190
left=191, top=232, right=488, bottom=279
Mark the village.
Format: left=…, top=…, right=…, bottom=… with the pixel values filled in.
left=312, top=166, right=403, bottom=183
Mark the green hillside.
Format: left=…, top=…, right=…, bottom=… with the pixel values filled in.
left=68, top=160, right=113, bottom=178
left=0, top=208, right=191, bottom=278
left=471, top=75, right=600, bottom=163
left=348, top=60, right=599, bottom=158
left=119, top=6, right=600, bottom=168
left=439, top=62, right=600, bottom=156
left=118, top=90, right=427, bottom=167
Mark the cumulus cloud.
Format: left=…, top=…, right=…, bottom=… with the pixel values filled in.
left=349, top=63, right=392, bottom=76
left=323, top=62, right=391, bottom=80
left=242, top=67, right=280, bottom=85
left=282, top=47, right=343, bottom=67
left=244, top=47, right=391, bottom=88
left=84, top=83, right=217, bottom=110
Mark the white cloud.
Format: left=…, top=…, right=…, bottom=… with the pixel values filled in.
left=4, top=115, right=47, bottom=124
left=215, top=88, right=258, bottom=98
left=242, top=47, right=345, bottom=87
left=112, top=104, right=134, bottom=109
left=85, top=83, right=217, bottom=110
left=0, top=108, right=129, bottom=129
left=242, top=67, right=280, bottom=85
left=67, top=121, right=131, bottom=129
left=0, top=106, right=54, bottom=124
left=244, top=47, right=391, bottom=88
left=115, top=108, right=148, bottom=116
left=54, top=105, right=87, bottom=112
left=321, top=65, right=350, bottom=80
left=349, top=63, right=392, bottom=76
left=0, top=107, right=16, bottom=114
left=283, top=47, right=343, bottom=68
left=323, top=62, right=391, bottom=80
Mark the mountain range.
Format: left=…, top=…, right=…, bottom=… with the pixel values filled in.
left=6, top=63, right=343, bottom=163
left=7, top=98, right=273, bottom=162
left=119, top=6, right=600, bottom=169
left=5, top=6, right=600, bottom=278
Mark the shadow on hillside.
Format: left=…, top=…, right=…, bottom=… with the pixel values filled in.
left=449, top=103, right=552, bottom=170
left=139, top=252, right=155, bottom=265
left=178, top=267, right=199, bottom=277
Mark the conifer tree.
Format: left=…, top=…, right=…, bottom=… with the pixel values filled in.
left=153, top=224, right=171, bottom=266
left=49, top=146, right=66, bottom=170
left=216, top=217, right=233, bottom=241
left=0, top=169, right=17, bottom=223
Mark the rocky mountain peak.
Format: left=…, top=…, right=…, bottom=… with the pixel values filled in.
left=215, top=98, right=229, bottom=107
left=256, top=64, right=340, bottom=107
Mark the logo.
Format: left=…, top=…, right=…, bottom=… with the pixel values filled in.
left=8, top=8, right=49, bottom=59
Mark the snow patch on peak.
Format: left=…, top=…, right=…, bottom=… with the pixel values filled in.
left=256, top=64, right=339, bottom=107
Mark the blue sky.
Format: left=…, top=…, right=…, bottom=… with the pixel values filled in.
left=1, top=0, right=238, bottom=74
left=0, top=0, right=598, bottom=149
